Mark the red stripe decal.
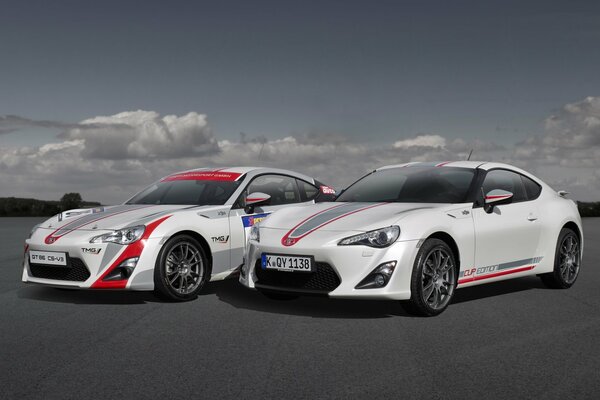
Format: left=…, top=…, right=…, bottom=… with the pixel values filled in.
left=485, top=195, right=511, bottom=200
left=436, top=161, right=452, bottom=167
left=458, top=265, right=535, bottom=285
left=162, top=170, right=241, bottom=182
left=281, top=203, right=388, bottom=246
left=91, top=215, right=171, bottom=289
left=246, top=197, right=268, bottom=202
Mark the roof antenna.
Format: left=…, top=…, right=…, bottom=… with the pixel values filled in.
left=467, top=149, right=473, bottom=161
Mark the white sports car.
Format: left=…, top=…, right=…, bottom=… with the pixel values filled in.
left=240, top=161, right=584, bottom=316
left=23, top=167, right=336, bottom=300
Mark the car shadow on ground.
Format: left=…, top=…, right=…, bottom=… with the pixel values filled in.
left=214, top=275, right=548, bottom=319
left=17, top=275, right=547, bottom=314
left=16, top=277, right=230, bottom=305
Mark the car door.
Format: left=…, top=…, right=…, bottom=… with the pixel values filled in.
left=470, top=169, right=542, bottom=282
left=228, top=174, right=318, bottom=269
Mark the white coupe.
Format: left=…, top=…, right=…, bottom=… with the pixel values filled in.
left=23, top=167, right=336, bottom=300
left=240, top=161, right=583, bottom=316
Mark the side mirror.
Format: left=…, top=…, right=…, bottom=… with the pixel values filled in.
left=244, top=192, right=271, bottom=214
left=483, top=189, right=513, bottom=213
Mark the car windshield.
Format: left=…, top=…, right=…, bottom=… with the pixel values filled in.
left=126, top=179, right=242, bottom=205
left=336, top=167, right=476, bottom=203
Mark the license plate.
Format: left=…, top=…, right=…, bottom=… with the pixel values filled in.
left=261, top=253, right=314, bottom=272
left=29, top=250, right=68, bottom=266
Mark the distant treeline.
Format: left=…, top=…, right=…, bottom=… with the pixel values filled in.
left=577, top=202, right=600, bottom=218
left=0, top=193, right=101, bottom=217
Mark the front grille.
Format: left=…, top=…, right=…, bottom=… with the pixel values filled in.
left=254, top=260, right=341, bottom=294
left=29, top=257, right=91, bottom=282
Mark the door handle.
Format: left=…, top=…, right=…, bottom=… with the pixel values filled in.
left=527, top=214, right=538, bottom=221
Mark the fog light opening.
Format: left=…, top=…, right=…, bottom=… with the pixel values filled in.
left=103, top=257, right=139, bottom=282
left=355, top=261, right=397, bottom=289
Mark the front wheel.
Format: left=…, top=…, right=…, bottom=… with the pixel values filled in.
left=154, top=235, right=209, bottom=301
left=403, top=238, right=457, bottom=317
left=540, top=228, right=580, bottom=289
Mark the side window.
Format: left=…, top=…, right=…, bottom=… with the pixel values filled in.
left=245, top=175, right=301, bottom=206
left=481, top=170, right=527, bottom=203
left=521, top=175, right=542, bottom=200
left=297, top=179, right=319, bottom=202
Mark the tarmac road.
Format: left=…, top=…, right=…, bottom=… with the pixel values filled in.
left=1, top=217, right=599, bottom=399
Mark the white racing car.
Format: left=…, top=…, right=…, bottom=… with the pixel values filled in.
left=23, top=167, right=336, bottom=300
left=240, top=161, right=584, bottom=316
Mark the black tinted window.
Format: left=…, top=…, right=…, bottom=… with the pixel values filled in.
left=298, top=180, right=319, bottom=201
left=336, top=167, right=476, bottom=203
left=482, top=170, right=527, bottom=203
left=246, top=175, right=300, bottom=205
left=522, top=175, right=542, bottom=200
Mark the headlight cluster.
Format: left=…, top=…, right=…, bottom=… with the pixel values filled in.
left=249, top=225, right=260, bottom=242
left=338, top=226, right=400, bottom=248
left=90, top=225, right=145, bottom=245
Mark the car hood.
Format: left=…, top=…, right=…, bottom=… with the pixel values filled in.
left=37, top=204, right=219, bottom=232
left=260, top=202, right=447, bottom=233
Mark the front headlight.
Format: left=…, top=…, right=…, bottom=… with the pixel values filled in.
left=338, top=226, right=400, bottom=248
left=249, top=225, right=260, bottom=242
left=90, top=225, right=145, bottom=245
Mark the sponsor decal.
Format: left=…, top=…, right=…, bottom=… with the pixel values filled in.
left=211, top=235, right=230, bottom=244
left=241, top=213, right=271, bottom=228
left=461, top=210, right=470, bottom=215
left=458, top=256, right=543, bottom=284
left=81, top=247, right=102, bottom=255
left=162, top=170, right=242, bottom=182
left=320, top=185, right=336, bottom=195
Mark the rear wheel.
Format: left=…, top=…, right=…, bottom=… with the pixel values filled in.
left=259, top=290, right=299, bottom=301
left=540, top=228, right=580, bottom=289
left=403, top=238, right=457, bottom=317
left=154, top=235, right=209, bottom=301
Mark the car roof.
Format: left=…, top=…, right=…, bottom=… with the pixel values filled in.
left=376, top=161, right=543, bottom=183
left=162, top=166, right=317, bottom=184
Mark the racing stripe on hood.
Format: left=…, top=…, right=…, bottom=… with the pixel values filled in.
left=44, top=205, right=154, bottom=244
left=281, top=202, right=388, bottom=246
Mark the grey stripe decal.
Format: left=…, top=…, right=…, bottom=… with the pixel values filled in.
left=459, top=256, right=543, bottom=278
left=289, top=203, right=372, bottom=237
left=53, top=205, right=147, bottom=236
left=98, top=243, right=124, bottom=274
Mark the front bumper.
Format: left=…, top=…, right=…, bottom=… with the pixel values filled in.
left=240, top=230, right=421, bottom=300
left=22, top=229, right=164, bottom=290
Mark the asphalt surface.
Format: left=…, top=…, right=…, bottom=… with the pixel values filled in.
left=1, top=217, right=599, bottom=399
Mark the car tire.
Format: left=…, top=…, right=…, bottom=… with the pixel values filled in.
left=403, top=238, right=457, bottom=317
left=540, top=228, right=580, bottom=289
left=259, top=290, right=299, bottom=301
left=154, top=234, right=210, bottom=302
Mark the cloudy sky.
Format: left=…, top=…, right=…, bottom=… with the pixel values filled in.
left=1, top=0, right=600, bottom=203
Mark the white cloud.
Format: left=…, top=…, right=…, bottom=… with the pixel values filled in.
left=64, top=110, right=218, bottom=160
left=1, top=99, right=599, bottom=203
left=393, top=134, right=446, bottom=149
